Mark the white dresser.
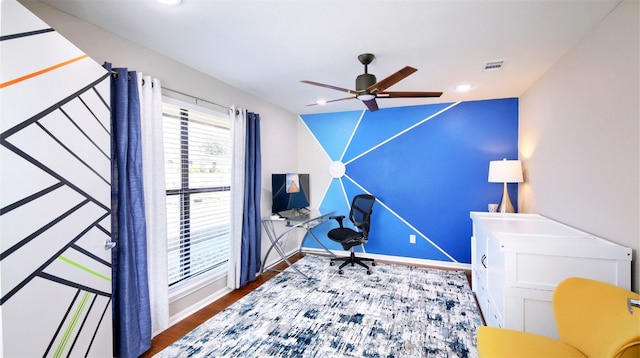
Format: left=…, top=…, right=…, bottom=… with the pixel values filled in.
left=470, top=212, right=632, bottom=339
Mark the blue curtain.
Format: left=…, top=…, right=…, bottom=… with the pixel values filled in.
left=106, top=63, right=152, bottom=357
left=240, top=111, right=262, bottom=286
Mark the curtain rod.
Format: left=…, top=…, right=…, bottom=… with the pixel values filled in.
left=109, top=71, right=238, bottom=115
left=163, top=87, right=238, bottom=114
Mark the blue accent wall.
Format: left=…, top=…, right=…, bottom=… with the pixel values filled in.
left=300, top=98, right=518, bottom=264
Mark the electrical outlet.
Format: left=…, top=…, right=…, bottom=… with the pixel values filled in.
left=409, top=234, right=416, bottom=244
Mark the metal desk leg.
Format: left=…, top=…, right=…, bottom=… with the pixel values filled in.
left=260, top=220, right=309, bottom=279
left=303, top=227, right=337, bottom=258
left=270, top=233, right=309, bottom=279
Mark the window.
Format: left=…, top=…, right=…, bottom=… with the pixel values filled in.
left=163, top=99, right=231, bottom=287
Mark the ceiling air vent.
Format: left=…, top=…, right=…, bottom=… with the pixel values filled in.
left=483, top=60, right=505, bottom=72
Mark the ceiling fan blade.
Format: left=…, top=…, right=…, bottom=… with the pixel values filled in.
left=301, top=80, right=357, bottom=94
left=363, top=98, right=379, bottom=112
left=305, top=96, right=356, bottom=106
left=366, top=66, right=417, bottom=94
left=377, top=91, right=443, bottom=98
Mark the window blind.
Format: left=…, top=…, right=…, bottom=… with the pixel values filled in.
left=163, top=102, right=231, bottom=287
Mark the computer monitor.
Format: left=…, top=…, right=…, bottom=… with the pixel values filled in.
left=271, top=173, right=310, bottom=215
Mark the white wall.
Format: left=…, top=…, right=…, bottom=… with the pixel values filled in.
left=19, top=0, right=301, bottom=323
left=519, top=0, right=639, bottom=292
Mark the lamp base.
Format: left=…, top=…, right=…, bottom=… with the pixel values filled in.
left=498, top=182, right=515, bottom=213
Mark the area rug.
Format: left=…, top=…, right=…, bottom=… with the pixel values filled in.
left=155, top=254, right=482, bottom=357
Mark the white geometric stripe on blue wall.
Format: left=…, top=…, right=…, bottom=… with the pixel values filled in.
left=343, top=102, right=455, bottom=163
left=302, top=98, right=518, bottom=264
left=300, top=110, right=363, bottom=161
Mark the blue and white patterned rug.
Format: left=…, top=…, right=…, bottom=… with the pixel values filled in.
left=156, top=254, right=482, bottom=357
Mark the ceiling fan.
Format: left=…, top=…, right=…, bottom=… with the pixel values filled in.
left=301, top=53, right=443, bottom=112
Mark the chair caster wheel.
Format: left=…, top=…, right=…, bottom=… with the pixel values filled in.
left=330, top=261, right=335, bottom=266
left=366, top=270, right=372, bottom=275
left=371, top=262, right=377, bottom=266
left=338, top=269, right=344, bottom=275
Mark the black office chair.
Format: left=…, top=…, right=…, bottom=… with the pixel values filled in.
left=328, top=194, right=376, bottom=275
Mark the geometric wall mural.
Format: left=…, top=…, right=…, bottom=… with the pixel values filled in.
left=300, top=98, right=518, bottom=266
left=0, top=1, right=112, bottom=356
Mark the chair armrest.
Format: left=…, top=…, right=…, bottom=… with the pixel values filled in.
left=329, top=215, right=345, bottom=227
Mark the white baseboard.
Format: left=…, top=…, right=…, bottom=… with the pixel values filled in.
left=301, top=247, right=472, bottom=271
left=168, top=286, right=233, bottom=327
left=262, top=247, right=302, bottom=271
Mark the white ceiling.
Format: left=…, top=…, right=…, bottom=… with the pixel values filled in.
left=40, top=0, right=621, bottom=114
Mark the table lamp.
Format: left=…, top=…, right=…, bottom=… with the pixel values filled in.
left=488, top=158, right=523, bottom=213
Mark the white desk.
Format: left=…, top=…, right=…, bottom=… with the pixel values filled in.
left=260, top=210, right=336, bottom=278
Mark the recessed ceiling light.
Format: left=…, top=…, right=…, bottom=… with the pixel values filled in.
left=316, top=99, right=327, bottom=105
left=156, top=0, right=182, bottom=5
left=456, top=84, right=472, bottom=92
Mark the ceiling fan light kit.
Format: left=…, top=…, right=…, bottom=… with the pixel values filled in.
left=302, top=53, right=443, bottom=112
left=356, top=93, right=376, bottom=101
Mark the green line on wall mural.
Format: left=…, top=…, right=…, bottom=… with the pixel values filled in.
left=58, top=255, right=111, bottom=282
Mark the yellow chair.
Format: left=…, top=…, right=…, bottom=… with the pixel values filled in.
left=477, top=277, right=640, bottom=357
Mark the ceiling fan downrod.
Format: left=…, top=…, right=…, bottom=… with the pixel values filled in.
left=356, top=53, right=377, bottom=92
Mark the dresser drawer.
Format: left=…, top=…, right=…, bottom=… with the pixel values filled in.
left=484, top=298, right=503, bottom=328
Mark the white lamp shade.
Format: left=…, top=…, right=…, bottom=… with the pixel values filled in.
left=488, top=159, right=523, bottom=183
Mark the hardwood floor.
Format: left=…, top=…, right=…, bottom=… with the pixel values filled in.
left=140, top=253, right=304, bottom=357
left=140, top=253, right=474, bottom=357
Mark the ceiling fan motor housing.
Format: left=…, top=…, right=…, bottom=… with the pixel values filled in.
left=356, top=73, right=376, bottom=91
